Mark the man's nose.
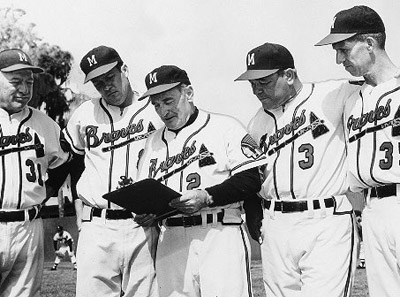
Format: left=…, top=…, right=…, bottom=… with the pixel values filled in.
left=336, top=51, right=345, bottom=65
left=19, top=82, right=31, bottom=95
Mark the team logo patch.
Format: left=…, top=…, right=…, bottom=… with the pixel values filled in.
left=241, top=134, right=263, bottom=160
left=199, top=144, right=216, bottom=167
left=392, top=106, right=400, bottom=136
left=309, top=112, right=329, bottom=138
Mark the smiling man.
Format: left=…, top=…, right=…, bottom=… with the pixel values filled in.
left=0, top=49, right=70, bottom=297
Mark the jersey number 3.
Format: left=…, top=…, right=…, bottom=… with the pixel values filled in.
left=298, top=143, right=314, bottom=170
left=379, top=142, right=400, bottom=170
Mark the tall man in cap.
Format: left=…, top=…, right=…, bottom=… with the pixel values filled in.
left=0, top=49, right=70, bottom=297
left=64, top=45, right=162, bottom=297
left=136, top=65, right=267, bottom=297
left=316, top=5, right=400, bottom=296
left=235, top=42, right=359, bottom=297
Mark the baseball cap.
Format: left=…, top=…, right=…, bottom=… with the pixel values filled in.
left=0, top=49, right=43, bottom=73
left=139, top=65, right=191, bottom=100
left=234, top=43, right=294, bottom=81
left=80, top=45, right=123, bottom=83
left=315, top=5, right=385, bottom=46
left=57, top=225, right=63, bottom=231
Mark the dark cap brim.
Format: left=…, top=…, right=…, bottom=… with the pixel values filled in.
left=138, top=82, right=181, bottom=101
left=234, top=69, right=279, bottom=81
left=315, top=33, right=357, bottom=46
left=84, top=62, right=118, bottom=83
left=1, top=64, right=43, bottom=73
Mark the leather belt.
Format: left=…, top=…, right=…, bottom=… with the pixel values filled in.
left=370, top=184, right=397, bottom=198
left=92, top=208, right=133, bottom=220
left=165, top=212, right=224, bottom=227
left=263, top=197, right=335, bottom=213
left=0, top=206, right=41, bottom=222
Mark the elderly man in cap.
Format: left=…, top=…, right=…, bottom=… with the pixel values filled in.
left=235, top=42, right=360, bottom=297
left=136, top=65, right=266, bottom=297
left=0, top=49, right=70, bottom=297
left=64, top=45, right=162, bottom=297
left=316, top=5, right=400, bottom=296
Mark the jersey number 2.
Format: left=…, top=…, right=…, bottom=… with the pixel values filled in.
left=186, top=173, right=201, bottom=190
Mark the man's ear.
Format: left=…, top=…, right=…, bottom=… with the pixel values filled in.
left=365, top=37, right=377, bottom=52
left=121, top=64, right=129, bottom=78
left=284, top=69, right=296, bottom=85
left=185, top=85, right=194, bottom=102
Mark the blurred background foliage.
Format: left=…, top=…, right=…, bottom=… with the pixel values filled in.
left=0, top=7, right=88, bottom=128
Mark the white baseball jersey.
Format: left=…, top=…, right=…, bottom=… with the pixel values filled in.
left=248, top=80, right=358, bottom=211
left=0, top=106, right=69, bottom=297
left=345, top=77, right=400, bottom=191
left=65, top=95, right=161, bottom=297
left=0, top=107, right=69, bottom=210
left=53, top=230, right=76, bottom=265
left=65, top=96, right=162, bottom=208
left=53, top=230, right=73, bottom=248
left=345, top=77, right=400, bottom=297
left=247, top=81, right=359, bottom=297
left=137, top=108, right=267, bottom=210
left=137, top=108, right=266, bottom=297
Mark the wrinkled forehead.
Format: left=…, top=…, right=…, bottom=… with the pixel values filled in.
left=1, top=69, right=34, bottom=79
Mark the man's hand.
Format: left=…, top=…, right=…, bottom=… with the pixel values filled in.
left=134, top=214, right=157, bottom=227
left=243, top=194, right=264, bottom=245
left=169, top=189, right=213, bottom=214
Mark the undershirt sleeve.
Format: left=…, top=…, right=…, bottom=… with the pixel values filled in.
left=205, top=167, right=261, bottom=207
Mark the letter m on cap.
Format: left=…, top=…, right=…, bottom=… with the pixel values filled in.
left=149, top=72, right=157, bottom=84
left=247, top=53, right=255, bottom=66
left=87, top=55, right=97, bottom=67
left=18, top=53, right=28, bottom=62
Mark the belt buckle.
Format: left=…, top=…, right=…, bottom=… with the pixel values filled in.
left=182, top=216, right=195, bottom=227
left=281, top=201, right=290, bottom=213
left=105, top=209, right=114, bottom=220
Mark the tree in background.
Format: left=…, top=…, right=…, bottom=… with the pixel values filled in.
left=0, top=7, right=75, bottom=128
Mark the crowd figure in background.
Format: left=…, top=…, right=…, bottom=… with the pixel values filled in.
left=51, top=225, right=77, bottom=271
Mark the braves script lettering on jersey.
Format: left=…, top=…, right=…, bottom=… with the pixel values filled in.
left=345, top=77, right=400, bottom=295
left=65, top=96, right=162, bottom=297
left=66, top=97, right=161, bottom=208
left=137, top=108, right=266, bottom=297
left=0, top=107, right=69, bottom=297
left=248, top=80, right=359, bottom=297
left=0, top=108, right=68, bottom=209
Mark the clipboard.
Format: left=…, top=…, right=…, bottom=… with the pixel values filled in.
left=102, top=178, right=180, bottom=218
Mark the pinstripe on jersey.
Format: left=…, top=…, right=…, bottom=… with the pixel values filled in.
left=0, top=107, right=69, bottom=210
left=65, top=96, right=162, bottom=209
left=345, top=78, right=400, bottom=192
left=248, top=80, right=359, bottom=211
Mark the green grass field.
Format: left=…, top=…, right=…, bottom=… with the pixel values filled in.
left=41, top=260, right=368, bottom=296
